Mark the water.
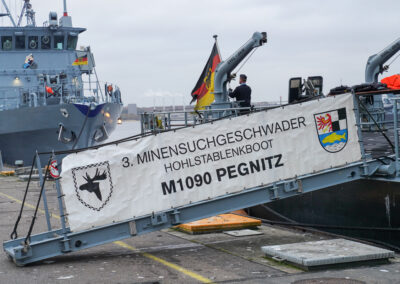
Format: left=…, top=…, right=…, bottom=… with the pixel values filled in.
left=106, top=120, right=141, bottom=142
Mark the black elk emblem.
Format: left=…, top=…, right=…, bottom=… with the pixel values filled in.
left=79, top=168, right=107, bottom=201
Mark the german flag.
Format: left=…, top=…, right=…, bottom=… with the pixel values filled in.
left=72, top=54, right=88, bottom=66
left=191, top=42, right=221, bottom=111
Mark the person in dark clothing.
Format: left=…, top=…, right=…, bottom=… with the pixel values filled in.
left=229, top=74, right=252, bottom=110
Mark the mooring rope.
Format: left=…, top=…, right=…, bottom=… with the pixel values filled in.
left=10, top=154, right=37, bottom=240
left=23, top=157, right=52, bottom=246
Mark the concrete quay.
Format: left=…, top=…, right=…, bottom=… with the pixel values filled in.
left=1, top=175, right=400, bottom=283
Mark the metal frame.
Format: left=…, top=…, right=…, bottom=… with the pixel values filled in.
left=4, top=93, right=400, bottom=266
left=394, top=98, right=400, bottom=176
left=140, top=105, right=279, bottom=134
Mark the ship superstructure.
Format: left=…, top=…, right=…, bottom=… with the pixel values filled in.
left=0, top=0, right=122, bottom=164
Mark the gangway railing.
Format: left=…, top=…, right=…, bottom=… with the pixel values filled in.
left=140, top=105, right=278, bottom=134
left=3, top=92, right=400, bottom=266
left=355, top=90, right=400, bottom=161
left=393, top=98, right=400, bottom=175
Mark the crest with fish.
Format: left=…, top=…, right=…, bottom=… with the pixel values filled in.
left=314, top=108, right=348, bottom=153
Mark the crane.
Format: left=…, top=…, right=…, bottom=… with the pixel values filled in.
left=365, top=37, right=400, bottom=83
left=213, top=32, right=267, bottom=105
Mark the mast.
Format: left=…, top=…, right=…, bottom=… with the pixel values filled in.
left=60, top=0, right=72, bottom=27
left=63, top=0, right=68, bottom=16
left=17, top=0, right=35, bottom=27
left=0, top=0, right=16, bottom=27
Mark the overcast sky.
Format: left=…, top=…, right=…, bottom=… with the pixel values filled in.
left=3, top=0, right=400, bottom=106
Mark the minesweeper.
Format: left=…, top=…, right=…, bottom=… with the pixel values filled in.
left=0, top=0, right=122, bottom=165
left=3, top=30, right=400, bottom=269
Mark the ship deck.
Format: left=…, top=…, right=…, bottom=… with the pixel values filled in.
left=1, top=174, right=400, bottom=283
left=363, top=127, right=396, bottom=159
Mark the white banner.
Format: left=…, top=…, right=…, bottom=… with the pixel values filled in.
left=60, top=94, right=362, bottom=232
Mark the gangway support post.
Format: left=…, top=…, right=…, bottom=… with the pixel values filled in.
left=0, top=150, right=3, bottom=172
left=52, top=152, right=71, bottom=252
left=35, top=151, right=52, bottom=232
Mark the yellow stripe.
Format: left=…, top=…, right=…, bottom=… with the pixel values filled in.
left=114, top=241, right=213, bottom=283
left=0, top=190, right=213, bottom=283
left=72, top=61, right=88, bottom=66
left=0, top=191, right=60, bottom=220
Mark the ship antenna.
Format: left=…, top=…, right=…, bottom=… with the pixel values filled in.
left=17, top=0, right=35, bottom=27
left=63, top=0, right=68, bottom=16
left=0, top=0, right=16, bottom=27
left=60, top=0, right=72, bottom=27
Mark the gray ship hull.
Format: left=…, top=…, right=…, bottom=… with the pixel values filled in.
left=249, top=121, right=400, bottom=250
left=249, top=179, right=400, bottom=250
left=0, top=102, right=122, bottom=165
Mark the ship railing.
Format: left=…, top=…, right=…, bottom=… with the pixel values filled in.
left=0, top=82, right=121, bottom=110
left=102, top=83, right=122, bottom=104
left=139, top=105, right=276, bottom=135
left=81, top=79, right=102, bottom=102
left=0, top=85, right=82, bottom=109
left=353, top=89, right=400, bottom=176
left=81, top=80, right=122, bottom=104
left=355, top=90, right=400, bottom=129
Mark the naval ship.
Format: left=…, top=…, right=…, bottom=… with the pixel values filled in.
left=5, top=30, right=400, bottom=267
left=248, top=37, right=400, bottom=250
left=0, top=0, right=122, bottom=165
left=138, top=33, right=400, bottom=250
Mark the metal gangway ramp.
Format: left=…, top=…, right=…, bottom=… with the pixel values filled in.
left=3, top=92, right=400, bottom=266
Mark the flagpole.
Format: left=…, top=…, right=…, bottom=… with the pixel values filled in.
left=213, top=34, right=222, bottom=59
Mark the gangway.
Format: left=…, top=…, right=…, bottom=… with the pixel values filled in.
left=4, top=31, right=400, bottom=266
left=3, top=90, right=400, bottom=266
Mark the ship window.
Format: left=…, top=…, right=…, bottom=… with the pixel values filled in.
left=1, top=36, right=12, bottom=50
left=54, top=35, right=64, bottom=50
left=67, top=35, right=78, bottom=50
left=28, top=36, right=38, bottom=49
left=16, top=36, right=26, bottom=49
left=41, top=36, right=50, bottom=49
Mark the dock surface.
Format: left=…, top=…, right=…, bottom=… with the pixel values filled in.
left=1, top=175, right=400, bottom=283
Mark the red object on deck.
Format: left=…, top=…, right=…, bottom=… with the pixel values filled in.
left=381, top=74, right=400, bottom=89
left=45, top=86, right=54, bottom=95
